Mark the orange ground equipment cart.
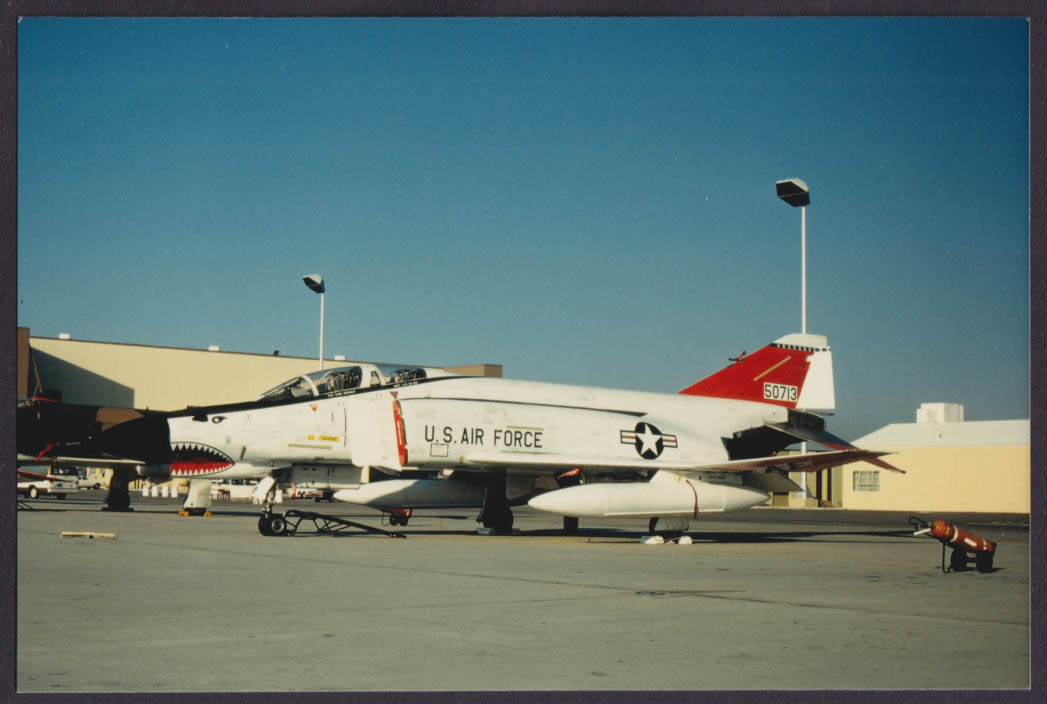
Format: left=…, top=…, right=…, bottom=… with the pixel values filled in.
left=909, top=516, right=997, bottom=573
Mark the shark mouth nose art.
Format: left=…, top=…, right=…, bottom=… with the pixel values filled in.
left=170, top=442, right=235, bottom=475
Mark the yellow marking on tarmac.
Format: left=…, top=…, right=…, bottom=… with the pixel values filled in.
left=753, top=356, right=791, bottom=381
left=61, top=532, right=116, bottom=539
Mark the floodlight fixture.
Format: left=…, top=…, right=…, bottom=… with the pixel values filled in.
left=302, top=273, right=326, bottom=369
left=775, top=178, right=810, bottom=207
left=302, top=274, right=325, bottom=294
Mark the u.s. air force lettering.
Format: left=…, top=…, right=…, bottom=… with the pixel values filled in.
left=620, top=422, right=678, bottom=460
left=423, top=424, right=544, bottom=449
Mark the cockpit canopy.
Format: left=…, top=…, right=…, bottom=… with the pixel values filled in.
left=256, top=364, right=448, bottom=402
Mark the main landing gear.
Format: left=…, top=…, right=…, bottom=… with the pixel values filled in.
left=102, top=471, right=133, bottom=512
left=255, top=480, right=404, bottom=538
left=477, top=471, right=514, bottom=535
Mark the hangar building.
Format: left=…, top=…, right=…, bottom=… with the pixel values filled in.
left=18, top=327, right=500, bottom=410
left=838, top=403, right=1028, bottom=514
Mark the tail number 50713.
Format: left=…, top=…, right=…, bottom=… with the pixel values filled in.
left=763, top=383, right=798, bottom=402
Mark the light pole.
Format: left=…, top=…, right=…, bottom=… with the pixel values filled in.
left=775, top=178, right=811, bottom=504
left=302, top=274, right=325, bottom=370
left=775, top=178, right=810, bottom=334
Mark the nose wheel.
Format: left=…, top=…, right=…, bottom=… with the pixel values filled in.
left=258, top=513, right=288, bottom=536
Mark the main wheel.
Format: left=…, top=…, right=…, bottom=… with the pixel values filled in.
left=29, top=486, right=39, bottom=499
left=258, top=516, right=274, bottom=536
left=491, top=512, right=514, bottom=535
left=481, top=511, right=513, bottom=535
left=105, top=490, right=131, bottom=511
left=268, top=514, right=287, bottom=536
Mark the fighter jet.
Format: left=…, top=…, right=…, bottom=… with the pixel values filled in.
left=34, top=332, right=899, bottom=538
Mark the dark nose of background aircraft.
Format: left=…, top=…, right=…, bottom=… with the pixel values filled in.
left=16, top=399, right=101, bottom=457
left=92, top=413, right=173, bottom=463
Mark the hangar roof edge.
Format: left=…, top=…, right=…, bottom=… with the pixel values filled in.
left=27, top=334, right=480, bottom=372
left=855, top=419, right=1030, bottom=448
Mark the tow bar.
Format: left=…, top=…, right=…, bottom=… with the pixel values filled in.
left=909, top=516, right=996, bottom=573
left=260, top=509, right=406, bottom=538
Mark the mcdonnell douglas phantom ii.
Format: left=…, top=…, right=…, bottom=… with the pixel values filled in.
left=24, top=332, right=900, bottom=538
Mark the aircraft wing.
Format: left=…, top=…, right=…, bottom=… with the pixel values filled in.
left=17, top=453, right=145, bottom=470
left=446, top=447, right=901, bottom=475
left=454, top=453, right=703, bottom=474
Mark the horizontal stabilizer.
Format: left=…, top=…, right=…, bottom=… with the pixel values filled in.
left=764, top=420, right=855, bottom=451
left=742, top=471, right=803, bottom=494
left=763, top=419, right=904, bottom=473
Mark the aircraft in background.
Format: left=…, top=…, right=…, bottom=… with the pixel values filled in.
left=26, top=332, right=901, bottom=538
left=17, top=397, right=163, bottom=508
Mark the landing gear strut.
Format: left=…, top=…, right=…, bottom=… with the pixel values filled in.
left=477, top=471, right=514, bottom=535
left=563, top=516, right=579, bottom=535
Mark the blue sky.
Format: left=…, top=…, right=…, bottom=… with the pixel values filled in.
left=17, top=17, right=1029, bottom=440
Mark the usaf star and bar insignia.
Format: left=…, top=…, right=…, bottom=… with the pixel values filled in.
left=620, top=422, right=678, bottom=460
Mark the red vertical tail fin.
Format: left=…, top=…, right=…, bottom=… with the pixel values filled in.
left=679, top=333, right=835, bottom=409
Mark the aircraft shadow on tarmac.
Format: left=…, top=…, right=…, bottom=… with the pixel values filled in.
left=18, top=502, right=1010, bottom=573
left=278, top=520, right=914, bottom=544
left=519, top=528, right=915, bottom=543
left=12, top=501, right=940, bottom=547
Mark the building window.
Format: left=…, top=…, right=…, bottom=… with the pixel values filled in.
left=853, top=470, right=880, bottom=492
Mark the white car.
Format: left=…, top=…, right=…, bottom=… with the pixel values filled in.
left=18, top=476, right=78, bottom=499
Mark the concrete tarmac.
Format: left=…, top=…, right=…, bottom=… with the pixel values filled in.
left=16, top=493, right=1030, bottom=692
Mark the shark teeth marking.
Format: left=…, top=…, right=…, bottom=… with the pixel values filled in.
left=168, top=441, right=235, bottom=476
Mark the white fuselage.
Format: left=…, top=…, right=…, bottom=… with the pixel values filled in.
left=162, top=376, right=790, bottom=484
